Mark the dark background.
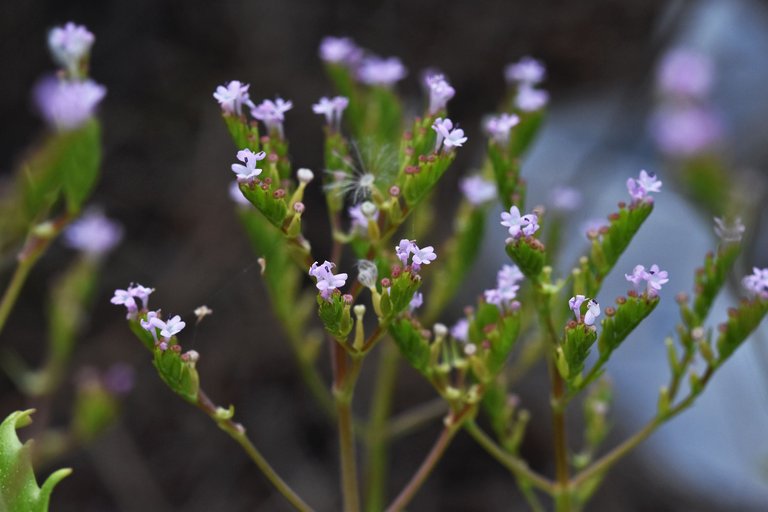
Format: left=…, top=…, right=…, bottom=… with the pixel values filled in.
left=1, top=1, right=763, bottom=510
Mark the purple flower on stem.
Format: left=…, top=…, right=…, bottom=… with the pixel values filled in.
left=484, top=113, right=520, bottom=147
left=319, top=37, right=362, bottom=66
left=141, top=310, right=160, bottom=341
left=213, top=80, right=255, bottom=116
left=626, top=170, right=662, bottom=202
left=624, top=265, right=647, bottom=294
left=251, top=97, right=293, bottom=137
left=396, top=239, right=416, bottom=266
left=713, top=217, right=745, bottom=243
left=500, top=206, right=539, bottom=239
left=128, top=284, right=154, bottom=309
left=157, top=315, right=186, bottom=340
left=505, top=56, right=546, bottom=86
left=569, top=295, right=587, bottom=323
left=111, top=289, right=138, bottom=318
left=309, top=261, right=348, bottom=300
left=231, top=148, right=266, bottom=181
left=485, top=264, right=523, bottom=310
left=451, top=319, right=469, bottom=342
left=432, top=117, right=467, bottom=152
left=656, top=48, right=713, bottom=99
left=645, top=265, right=669, bottom=297
left=357, top=56, right=407, bottom=86
left=584, top=300, right=601, bottom=326
left=460, top=175, right=497, bottom=205
left=395, top=239, right=436, bottom=271
left=425, top=74, right=455, bottom=115
left=312, top=96, right=349, bottom=131
left=742, top=268, right=768, bottom=300
left=650, top=105, right=721, bottom=158
left=48, top=22, right=94, bottom=76
left=35, top=77, right=106, bottom=130
left=63, top=208, right=123, bottom=256
left=409, top=292, right=423, bottom=312
left=515, top=85, right=549, bottom=112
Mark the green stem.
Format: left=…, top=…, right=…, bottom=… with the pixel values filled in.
left=333, top=343, right=362, bottom=512
left=364, top=342, right=400, bottom=512
left=384, top=398, right=447, bottom=441
left=0, top=257, right=34, bottom=337
left=196, top=390, right=313, bottom=511
left=464, top=421, right=555, bottom=494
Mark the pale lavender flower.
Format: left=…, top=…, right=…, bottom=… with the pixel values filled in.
left=460, top=175, right=497, bottom=205
left=313, top=95, right=349, bottom=131
left=505, top=56, right=546, bottom=86
left=358, top=56, right=407, bottom=86
left=396, top=239, right=416, bottom=266
left=128, top=284, right=154, bottom=309
left=409, top=292, right=423, bottom=312
left=111, top=289, right=137, bottom=318
left=484, top=113, right=520, bottom=146
left=411, top=245, right=437, bottom=270
left=35, top=77, right=106, bottom=130
left=625, top=265, right=647, bottom=294
left=349, top=203, right=378, bottom=233
left=157, top=315, right=185, bottom=340
left=714, top=217, right=745, bottom=243
left=48, top=22, right=94, bottom=76
left=650, top=105, right=721, bottom=158
left=485, top=264, right=523, bottom=310
left=498, top=265, right=524, bottom=289
left=425, top=74, right=455, bottom=115
left=251, top=98, right=293, bottom=137
left=515, top=85, right=549, bottom=112
left=451, top=319, right=469, bottom=342
left=63, top=209, right=123, bottom=255
left=432, top=117, right=467, bottom=152
left=229, top=181, right=251, bottom=206
left=141, top=310, right=160, bottom=342
left=309, top=260, right=348, bottom=300
left=742, top=267, right=768, bottom=300
left=584, top=300, right=601, bottom=326
left=657, top=48, right=713, bottom=99
left=569, top=295, right=587, bottom=323
left=645, top=264, right=669, bottom=297
left=231, top=148, right=266, bottom=181
left=319, top=37, right=362, bottom=66
left=626, top=170, right=662, bottom=202
left=213, top=80, right=255, bottom=116
left=550, top=186, right=583, bottom=212
left=500, top=206, right=539, bottom=239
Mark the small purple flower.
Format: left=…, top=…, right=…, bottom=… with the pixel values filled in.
left=213, top=80, right=255, bottom=116
left=484, top=113, right=520, bottom=147
left=624, top=264, right=647, bottom=294
left=309, top=260, right=348, bottom=300
left=63, top=209, right=123, bottom=255
left=500, top=206, right=539, bottom=239
left=505, top=56, right=546, bottom=86
left=349, top=202, right=378, bottom=233
left=515, top=85, right=549, bottom=112
left=357, top=56, right=407, bottom=87
left=396, top=239, right=416, bottom=266
left=319, top=37, right=362, bottom=66
left=128, top=284, right=154, bottom=309
left=550, top=186, right=583, bottom=212
left=460, top=175, right=497, bottom=205
left=251, top=97, right=293, bottom=137
left=742, top=267, right=768, bottom=300
left=656, top=48, right=713, bottom=99
left=650, top=105, right=721, bottom=158
left=111, top=289, right=138, bottom=318
left=645, top=264, right=669, bottom=297
left=157, top=315, right=186, bottom=340
left=425, top=74, right=455, bottom=115
left=626, top=170, right=662, bottom=202
left=409, top=292, right=423, bottom=312
left=411, top=245, right=437, bottom=269
left=569, top=295, right=587, bottom=323
left=141, top=310, right=160, bottom=341
left=584, top=300, right=601, bottom=326
left=485, top=264, right=523, bottom=310
left=231, top=148, right=266, bottom=181
left=498, top=265, right=524, bottom=289
left=48, top=22, right=94, bottom=76
left=432, top=117, right=467, bottom=152
left=229, top=181, right=251, bottom=206
left=312, top=95, right=349, bottom=131
left=450, top=319, right=469, bottom=342
left=714, top=217, right=745, bottom=243
left=35, top=77, right=106, bottom=130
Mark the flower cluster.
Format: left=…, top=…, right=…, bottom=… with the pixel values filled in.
left=251, top=97, right=293, bottom=137
left=500, top=206, right=539, bottom=240
left=742, top=268, right=768, bottom=300
left=569, top=295, right=601, bottom=326
left=626, top=169, right=662, bottom=202
left=484, top=113, right=519, bottom=146
left=111, top=284, right=155, bottom=319
left=141, top=311, right=187, bottom=350
left=450, top=318, right=469, bottom=342
left=425, top=74, right=455, bottom=115
left=213, top=80, right=255, bottom=116
left=395, top=239, right=436, bottom=272
left=35, top=77, right=106, bottom=131
left=625, top=264, right=670, bottom=297
left=432, top=118, right=467, bottom=152
left=48, top=22, right=94, bottom=76
left=460, top=175, right=497, bottom=205
left=63, top=208, right=123, bottom=256
left=319, top=36, right=363, bottom=66
left=505, top=56, right=549, bottom=112
left=357, top=56, right=407, bottom=86
left=309, top=261, right=348, bottom=300
left=484, top=264, right=524, bottom=311
left=231, top=148, right=266, bottom=181
left=312, top=96, right=349, bottom=131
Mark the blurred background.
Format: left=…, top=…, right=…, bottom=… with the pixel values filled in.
left=2, top=0, right=768, bottom=510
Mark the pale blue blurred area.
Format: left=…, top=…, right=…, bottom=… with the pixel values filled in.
left=468, top=0, right=768, bottom=507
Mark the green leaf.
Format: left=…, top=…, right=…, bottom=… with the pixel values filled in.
left=239, top=180, right=290, bottom=229
left=716, top=299, right=768, bottom=363
left=380, top=271, right=422, bottom=322
left=561, top=323, right=598, bottom=382
left=222, top=114, right=260, bottom=151
left=399, top=153, right=455, bottom=208
left=487, top=312, right=521, bottom=375
left=691, top=243, right=741, bottom=325
left=152, top=348, right=200, bottom=403
left=0, top=410, right=71, bottom=512
left=388, top=318, right=430, bottom=376
left=317, top=293, right=353, bottom=342
left=505, top=236, right=546, bottom=280
left=60, top=121, right=102, bottom=213
left=598, top=295, right=659, bottom=357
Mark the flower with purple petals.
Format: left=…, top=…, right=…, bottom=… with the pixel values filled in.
left=395, top=239, right=436, bottom=271
left=569, top=295, right=587, bottom=323
left=313, top=96, right=349, bottom=131
left=624, top=265, right=647, bottom=294
left=309, top=260, right=348, bottom=300
left=141, top=310, right=160, bottom=341
left=657, top=48, right=713, bottom=99
left=111, top=289, right=138, bottom=318
left=409, top=292, right=423, bottom=312
left=626, top=170, right=662, bottom=202
left=251, top=97, right=293, bottom=137
left=451, top=319, right=469, bottom=342
left=485, top=264, right=524, bottom=310
left=460, top=175, right=497, bottom=205
left=48, top=22, right=94, bottom=76
left=650, top=105, right=721, bottom=158
left=213, top=80, right=255, bottom=116
left=319, top=37, right=362, bottom=66
left=742, top=268, right=768, bottom=300
left=128, top=284, right=154, bottom=309
left=63, top=209, right=123, bottom=255
left=645, top=264, right=669, bottom=297
left=714, top=217, right=745, bottom=243
left=505, top=56, right=546, bottom=86
left=156, top=315, right=186, bottom=340
left=425, top=74, right=455, bottom=115
left=500, top=206, right=539, bottom=239
left=515, top=85, right=549, bottom=112
left=432, top=117, right=467, bottom=152
left=584, top=300, right=601, bottom=326
left=231, top=148, right=266, bottom=181
left=484, top=113, right=520, bottom=146
left=396, top=239, right=416, bottom=266
left=35, top=77, right=106, bottom=130
left=349, top=202, right=379, bottom=234
left=357, top=56, right=407, bottom=87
